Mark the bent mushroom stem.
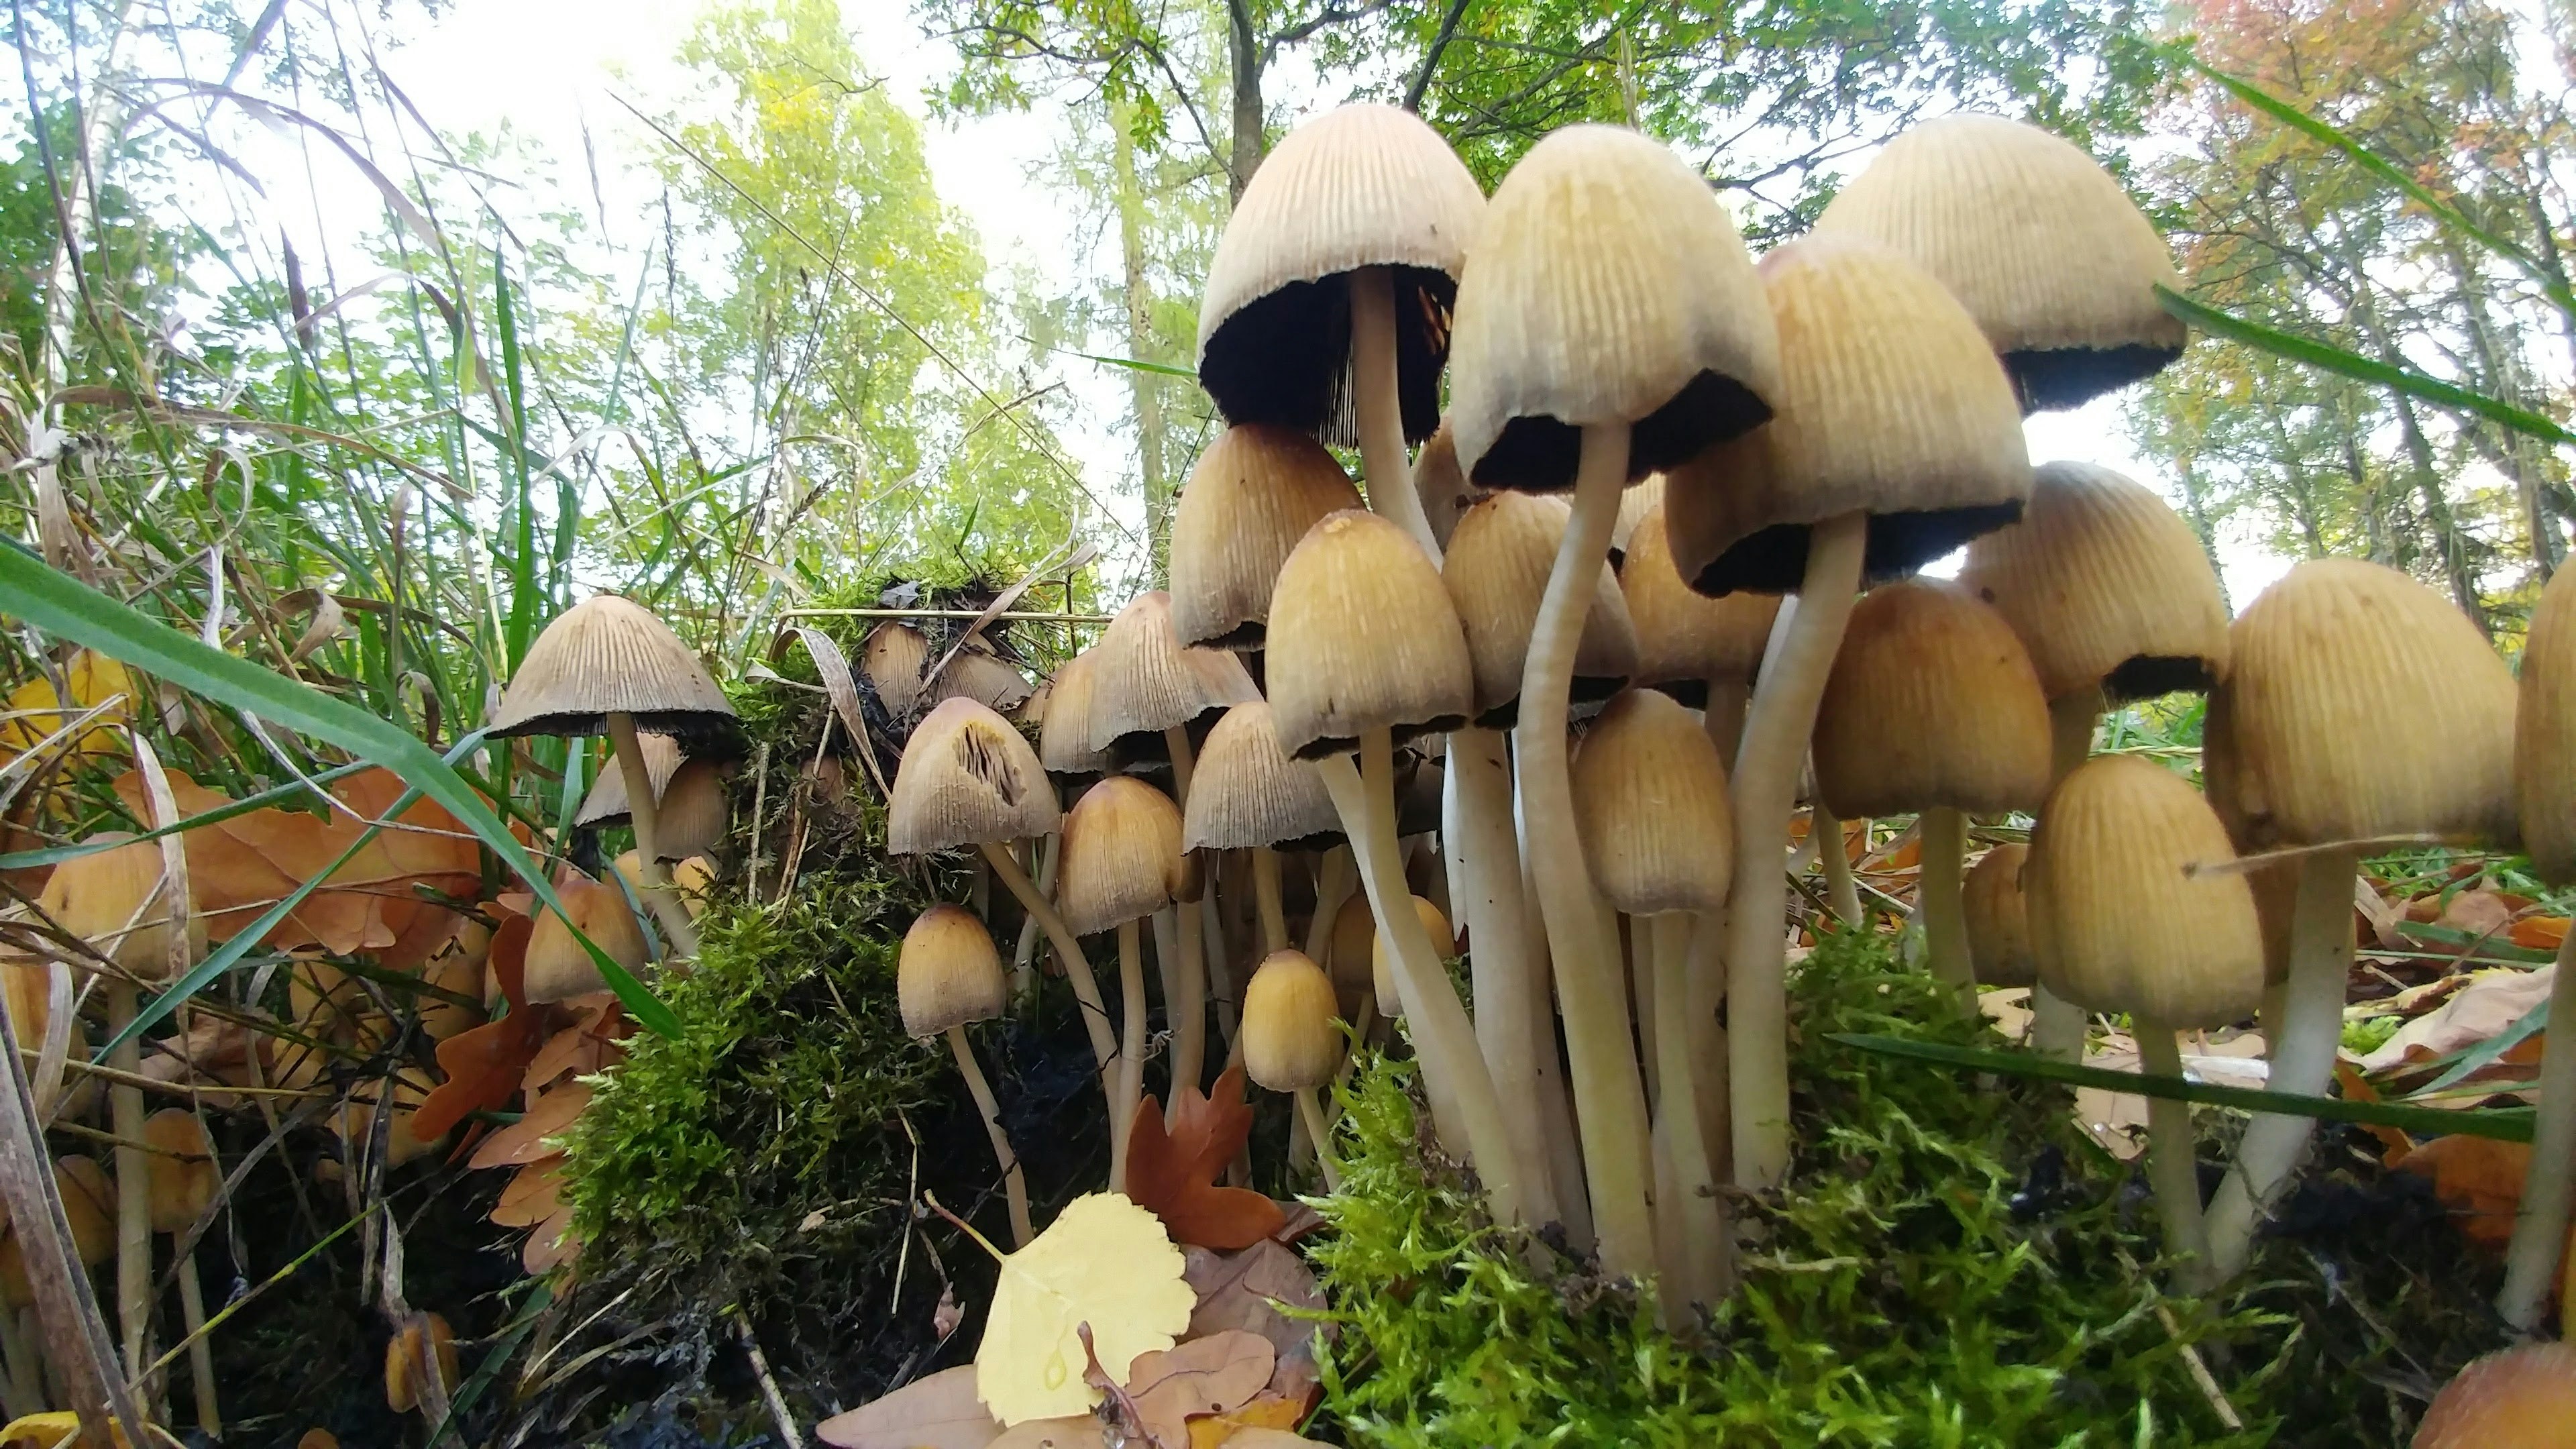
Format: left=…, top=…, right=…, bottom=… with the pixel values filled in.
left=1295, top=1087, right=1342, bottom=1192
left=1252, top=847, right=1288, bottom=955
left=1650, top=913, right=1731, bottom=1322
left=606, top=712, right=701, bottom=958
left=1705, top=678, right=1750, bottom=771
left=107, top=979, right=150, bottom=1377
left=2133, top=1023, right=2215, bottom=1293
left=1684, top=912, right=1732, bottom=1203
left=1817, top=808, right=1864, bottom=928
left=2031, top=689, right=2105, bottom=1062
left=1726, top=510, right=1868, bottom=1191
left=1111, top=918, right=1148, bottom=1193
left=1348, top=266, right=1440, bottom=561
left=979, top=842, right=1118, bottom=1114
left=1919, top=806, right=1975, bottom=1007
left=2204, top=847, right=2357, bottom=1283
left=947, top=1024, right=1034, bottom=1248
left=176, top=1244, right=219, bottom=1434
left=2500, top=921, right=2576, bottom=1330
left=1305, top=847, right=1355, bottom=961
left=1450, top=724, right=1564, bottom=1228
left=1010, top=835, right=1059, bottom=1011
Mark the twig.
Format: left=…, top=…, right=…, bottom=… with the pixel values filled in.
left=733, top=1307, right=807, bottom=1449
left=1403, top=0, right=1477, bottom=111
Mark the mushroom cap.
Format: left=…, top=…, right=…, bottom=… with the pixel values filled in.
left=1087, top=592, right=1264, bottom=749
left=1568, top=689, right=1734, bottom=915
left=1608, top=473, right=1665, bottom=562
left=1664, top=233, right=2031, bottom=596
left=1368, top=895, right=1454, bottom=1017
left=1039, top=650, right=1111, bottom=776
left=1197, top=104, right=1483, bottom=449
left=1171, top=425, right=1366, bottom=650
left=651, top=758, right=729, bottom=862
left=574, top=732, right=685, bottom=828
left=1443, top=491, right=1639, bottom=725
left=1056, top=775, right=1187, bottom=937
left=385, top=1311, right=459, bottom=1415
left=888, top=697, right=1063, bottom=855
left=58, top=1155, right=113, bottom=1265
left=899, top=904, right=1007, bottom=1037
left=2413, top=1340, right=2576, bottom=1449
left=1240, top=949, right=1344, bottom=1092
left=1962, top=843, right=2037, bottom=989
left=922, top=636, right=1032, bottom=716
left=1267, top=510, right=1474, bottom=758
left=1620, top=498, right=1780, bottom=700
left=1811, top=578, right=2053, bottom=818
left=2518, top=562, right=2576, bottom=883
left=490, top=595, right=737, bottom=745
left=1182, top=702, right=1340, bottom=852
left=2205, top=559, right=2517, bottom=849
left=144, top=1107, right=217, bottom=1234
left=1410, top=420, right=1486, bottom=551
left=40, top=831, right=179, bottom=978
left=2026, top=755, right=2264, bottom=1028
left=524, top=871, right=648, bottom=1004
left=1324, top=890, right=1378, bottom=1015
left=1814, top=113, right=2187, bottom=413
left=1955, top=460, right=2229, bottom=702
left=862, top=621, right=934, bottom=721
left=1447, top=125, right=1779, bottom=491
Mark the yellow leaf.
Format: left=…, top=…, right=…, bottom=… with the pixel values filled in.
left=0, top=651, right=133, bottom=761
left=977, top=1192, right=1195, bottom=1427
left=0, top=1410, right=163, bottom=1448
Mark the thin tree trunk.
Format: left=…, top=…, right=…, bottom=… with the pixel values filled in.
left=2443, top=239, right=2559, bottom=580
left=1111, top=102, right=1175, bottom=582
left=1225, top=1, right=1267, bottom=200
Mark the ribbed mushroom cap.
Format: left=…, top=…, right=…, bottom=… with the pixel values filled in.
left=1811, top=580, right=2052, bottom=819
left=1447, top=125, right=1778, bottom=491
left=1443, top=491, right=1639, bottom=724
left=574, top=732, right=684, bottom=828
left=1814, top=113, right=2187, bottom=414
left=1568, top=689, right=1733, bottom=915
left=2518, top=563, right=2576, bottom=882
left=862, top=621, right=932, bottom=720
left=1411, top=420, right=1487, bottom=551
left=1039, top=650, right=1111, bottom=776
left=40, top=831, right=177, bottom=977
left=889, top=698, right=1063, bottom=855
left=1956, top=460, right=2229, bottom=702
left=1962, top=843, right=2037, bottom=989
left=924, top=637, right=1033, bottom=716
left=1182, top=702, right=1340, bottom=852
left=490, top=595, right=737, bottom=746
left=1171, top=425, right=1366, bottom=649
left=899, top=904, right=1007, bottom=1037
left=2414, top=1340, right=2576, bottom=1449
left=1197, top=104, right=1483, bottom=449
left=1621, top=498, right=1780, bottom=702
left=1087, top=592, right=1263, bottom=750
left=144, top=1107, right=217, bottom=1234
left=524, top=872, right=649, bottom=1004
left=1664, top=234, right=2031, bottom=596
left=651, top=759, right=728, bottom=862
left=2027, top=755, right=2263, bottom=1028
left=1267, top=510, right=1474, bottom=758
left=2205, top=559, right=2517, bottom=849
left=1368, top=896, right=1454, bottom=1017
left=1240, top=949, right=1343, bottom=1092
left=1056, top=775, right=1186, bottom=937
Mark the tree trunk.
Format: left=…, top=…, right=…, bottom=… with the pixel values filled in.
left=2169, top=451, right=2231, bottom=610
left=2392, top=390, right=2488, bottom=635
left=2443, top=239, right=2559, bottom=580
left=1112, top=102, right=1176, bottom=582
left=1226, top=1, right=1267, bottom=200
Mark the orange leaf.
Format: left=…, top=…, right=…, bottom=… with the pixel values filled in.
left=469, top=1081, right=592, bottom=1169
left=1187, top=1393, right=1309, bottom=1448
left=1126, top=1067, right=1285, bottom=1250
left=2334, top=1063, right=2414, bottom=1167
left=2396, top=1134, right=2531, bottom=1250
left=491, top=1157, right=566, bottom=1228
left=1122, top=1329, right=1273, bottom=1446
left=2514, top=916, right=2570, bottom=952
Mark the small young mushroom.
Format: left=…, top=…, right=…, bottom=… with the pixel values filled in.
left=1182, top=702, right=1340, bottom=957
left=1056, top=775, right=1187, bottom=1191
left=144, top=1108, right=221, bottom=1435
left=1961, top=843, right=2037, bottom=991
left=645, top=758, right=728, bottom=863
left=1364, top=895, right=1454, bottom=1022
left=384, top=1311, right=460, bottom=1416
left=2500, top=561, right=2576, bottom=1329
left=523, top=870, right=649, bottom=1004
left=1240, top=949, right=1346, bottom=1190
left=1169, top=425, right=1364, bottom=651
left=902, top=905, right=1031, bottom=1247
left=2413, top=1340, right=2576, bottom=1449
left=1617, top=497, right=1779, bottom=763
left=572, top=731, right=684, bottom=831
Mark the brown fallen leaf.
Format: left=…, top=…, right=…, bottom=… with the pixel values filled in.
left=521, top=1200, right=581, bottom=1274
left=2398, top=1134, right=2530, bottom=1250
left=491, top=1157, right=566, bottom=1228
left=1183, top=1240, right=1326, bottom=1364
left=1122, top=1330, right=1273, bottom=1446
left=523, top=998, right=627, bottom=1094
left=470, top=1081, right=592, bottom=1169
left=2516, top=916, right=2570, bottom=952
left=1203, top=1430, right=1329, bottom=1448
left=1126, top=1067, right=1285, bottom=1250
left=1186, top=1393, right=1307, bottom=1448
left=2359, top=967, right=2555, bottom=1076
left=816, top=1364, right=1004, bottom=1449
left=410, top=917, right=549, bottom=1144
left=985, top=1419, right=1099, bottom=1448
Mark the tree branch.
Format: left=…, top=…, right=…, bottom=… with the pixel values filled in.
left=1403, top=0, right=1475, bottom=113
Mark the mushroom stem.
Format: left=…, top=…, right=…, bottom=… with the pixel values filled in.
left=946, top=1024, right=1034, bottom=1248
left=1684, top=912, right=1731, bottom=1202
left=1305, top=847, right=1354, bottom=961
left=1725, top=510, right=1868, bottom=1191
left=1252, top=847, right=1288, bottom=955
left=1629, top=918, right=1659, bottom=1110
left=2202, top=847, right=2357, bottom=1283
left=107, top=979, right=150, bottom=1377
left=1010, top=834, right=1061, bottom=1012
left=1704, top=678, right=1749, bottom=770
left=176, top=1246, right=218, bottom=1434
left=1348, top=266, right=1440, bottom=561
left=978, top=842, right=1118, bottom=1115
left=1523, top=843, right=1593, bottom=1254
left=2502, top=922, right=2576, bottom=1329
left=1918, top=806, right=1975, bottom=1005
left=1110, top=918, right=1148, bottom=1194
left=1316, top=729, right=1527, bottom=1225
left=1650, top=913, right=1731, bottom=1323
left=2031, top=689, right=2104, bottom=1061
left=1295, top=1087, right=1342, bottom=1191
left=1173, top=900, right=1209, bottom=1104
left=1201, top=894, right=1238, bottom=1053
left=1817, top=810, right=1864, bottom=928
left=2133, top=1023, right=2214, bottom=1291
left=606, top=712, right=702, bottom=958
left=1449, top=724, right=1564, bottom=1228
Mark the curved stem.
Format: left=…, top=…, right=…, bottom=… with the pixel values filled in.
left=176, top=1247, right=219, bottom=1434
left=2031, top=690, right=2104, bottom=1061
left=1111, top=918, right=1148, bottom=1193
left=2135, top=1024, right=2214, bottom=1292
left=980, top=841, right=1118, bottom=1142
left=606, top=712, right=701, bottom=958
left=1306, top=847, right=1356, bottom=961
left=1450, top=724, right=1563, bottom=1228
left=1650, top=913, right=1731, bottom=1322
left=1349, top=266, right=1440, bottom=562
left=1919, top=806, right=1974, bottom=1005
left=1295, top=1087, right=1342, bottom=1191
left=108, top=979, right=149, bottom=1377
left=1629, top=917, right=1658, bottom=1110
left=1010, top=833, right=1060, bottom=1012
left=1684, top=910, right=1731, bottom=1202
left=948, top=1025, right=1034, bottom=1248
left=1725, top=511, right=1867, bottom=1190
left=2502, top=922, right=2576, bottom=1329
left=1253, top=847, right=1287, bottom=955
left=1818, top=810, right=1864, bottom=928
left=1704, top=678, right=1750, bottom=773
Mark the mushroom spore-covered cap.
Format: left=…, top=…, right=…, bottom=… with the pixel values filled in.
left=1171, top=425, right=1365, bottom=650
left=1815, top=113, right=2186, bottom=413
left=1812, top=578, right=2052, bottom=819
left=490, top=595, right=737, bottom=745
left=1568, top=688, right=1733, bottom=915
left=899, top=904, right=1008, bottom=1037
left=2414, top=1340, right=2576, bottom=1449
left=1087, top=592, right=1263, bottom=749
left=1957, top=460, right=2229, bottom=702
left=1197, top=104, right=1483, bottom=449
left=1621, top=498, right=1780, bottom=701
left=889, top=697, right=1063, bottom=855
left=1962, top=843, right=2037, bottom=989
left=1664, top=233, right=2031, bottom=596
left=1443, top=491, right=1638, bottom=725
left=1057, top=775, right=1187, bottom=937
left=1447, top=125, right=1779, bottom=492
left=1267, top=510, right=1474, bottom=758
left=1038, top=649, right=1110, bottom=776
left=1240, top=949, right=1343, bottom=1092
left=2518, top=563, right=2576, bottom=883
left=1182, top=702, right=1340, bottom=852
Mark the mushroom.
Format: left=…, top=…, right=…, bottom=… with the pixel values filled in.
left=523, top=870, right=649, bottom=1004
left=572, top=731, right=683, bottom=831
left=1618, top=496, right=1779, bottom=763
left=1811, top=579, right=2051, bottom=1003
left=2026, top=755, right=2263, bottom=1291
left=1407, top=421, right=1486, bottom=554
left=1444, top=492, right=1639, bottom=728
left=2414, top=1340, right=2576, bottom=1448
left=144, top=1108, right=220, bottom=1434
left=1182, top=702, right=1339, bottom=958
left=2500, top=561, right=2576, bottom=1329
left=384, top=1310, right=460, bottom=1417
left=2197, top=559, right=2518, bottom=1283
left=1962, top=844, right=2037, bottom=991
left=902, top=905, right=1031, bottom=1246
left=490, top=594, right=739, bottom=957
left=1196, top=105, right=1485, bottom=559
left=1240, top=949, right=1345, bottom=1190
left=1664, top=233, right=2029, bottom=1191
left=1169, top=425, right=1364, bottom=651
left=1364, top=895, right=1454, bottom=1022
left=1445, top=125, right=1780, bottom=1269
left=1056, top=775, right=1187, bottom=1191
left=644, top=759, right=727, bottom=863
left=1813, top=113, right=2188, bottom=413
left=0, top=1152, right=113, bottom=1407
left=862, top=620, right=934, bottom=721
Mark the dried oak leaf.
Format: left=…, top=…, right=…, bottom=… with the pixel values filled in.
left=1181, top=1240, right=1325, bottom=1364
left=491, top=1157, right=566, bottom=1228
left=2398, top=1134, right=2529, bottom=1250
left=410, top=917, right=550, bottom=1145
left=1185, top=1393, right=1309, bottom=1448
left=816, top=1364, right=1002, bottom=1449
left=1126, top=1067, right=1285, bottom=1250
left=468, top=1081, right=592, bottom=1169
left=1122, top=1329, right=1273, bottom=1446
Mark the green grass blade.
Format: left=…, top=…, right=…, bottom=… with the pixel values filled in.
left=1064, top=348, right=1197, bottom=380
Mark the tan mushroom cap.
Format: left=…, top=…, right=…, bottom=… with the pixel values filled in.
left=144, top=1107, right=217, bottom=1234
left=1447, top=125, right=1779, bottom=492
left=2518, top=562, right=2576, bottom=883
left=1324, top=890, right=1378, bottom=1016
left=1240, top=949, right=1344, bottom=1093
left=1197, top=104, right=1483, bottom=449
left=888, top=697, right=1063, bottom=855
left=1368, top=895, right=1454, bottom=1017
left=1962, top=843, right=2037, bottom=990
left=1664, top=233, right=2031, bottom=596
left=1182, top=702, right=1340, bottom=852
left=1039, top=649, right=1111, bottom=775
left=2205, top=559, right=2517, bottom=849
left=1569, top=688, right=1735, bottom=915
left=1811, top=579, right=2052, bottom=819
left=1411, top=420, right=1487, bottom=551
left=2414, top=1340, right=2576, bottom=1449
left=1171, top=425, right=1365, bottom=649
left=1620, top=498, right=1780, bottom=701
left=2026, top=755, right=2264, bottom=1028
left=1443, top=491, right=1639, bottom=724
left=386, top=1311, right=460, bottom=1415
left=1956, top=460, right=2229, bottom=702
left=1056, top=775, right=1187, bottom=937
left=40, top=831, right=179, bottom=977
left=922, top=636, right=1033, bottom=716
left=490, top=594, right=737, bottom=745
left=862, top=621, right=933, bottom=721
left=1087, top=592, right=1263, bottom=750
left=899, top=904, right=1007, bottom=1038
left=1815, top=113, right=2187, bottom=413
left=574, top=731, right=684, bottom=828
left=649, top=758, right=728, bottom=862
left=1267, top=510, right=1474, bottom=759
left=524, top=872, right=649, bottom=1004
left=3, top=1155, right=114, bottom=1303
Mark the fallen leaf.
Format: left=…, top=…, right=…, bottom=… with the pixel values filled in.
left=1203, top=1430, right=1330, bottom=1448
left=1182, top=1240, right=1325, bottom=1364
left=816, top=1364, right=1004, bottom=1449
left=2360, top=967, right=2555, bottom=1075
left=2515, top=916, right=2570, bottom=952
left=2398, top=1134, right=2530, bottom=1250
left=1122, top=1330, right=1273, bottom=1446
left=410, top=1007, right=552, bottom=1147
left=978, top=1192, right=1196, bottom=1426
left=0, top=650, right=131, bottom=761
left=1186, top=1393, right=1308, bottom=1448
left=1127, top=1067, right=1286, bottom=1250
left=521, top=1200, right=580, bottom=1274
left=524, top=1001, right=627, bottom=1094
left=2336, top=1063, right=2414, bottom=1167
left=987, top=1419, right=1100, bottom=1448
left=492, top=1157, right=566, bottom=1228
left=468, top=1081, right=592, bottom=1169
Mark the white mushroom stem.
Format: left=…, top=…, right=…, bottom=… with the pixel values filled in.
left=1649, top=912, right=1731, bottom=1322
left=1305, top=847, right=1355, bottom=961
left=1683, top=912, right=1731, bottom=1205
left=1725, top=511, right=1868, bottom=1191
left=2031, top=690, right=2104, bottom=1063
left=947, top=1025, right=1034, bottom=1248
left=1110, top=917, right=1148, bottom=1193
left=1010, top=834, right=1060, bottom=1010
left=2202, top=847, right=2357, bottom=1283
left=107, top=979, right=150, bottom=1377
left=2500, top=922, right=2576, bottom=1330
left=1448, top=724, right=1564, bottom=1228
left=1200, top=893, right=1238, bottom=1052
left=175, top=1241, right=219, bottom=1434
left=606, top=712, right=701, bottom=958
left=1629, top=918, right=1659, bottom=1110
left=1252, top=847, right=1288, bottom=955
left=2133, top=1023, right=2215, bottom=1292
left=1513, top=421, right=1656, bottom=1277
left=1295, top=1087, right=1342, bottom=1191
left=1817, top=809, right=1864, bottom=928
left=1173, top=901, right=1208, bottom=1104
left=1704, top=678, right=1750, bottom=770
left=979, top=843, right=1118, bottom=1122
left=1523, top=842, right=1594, bottom=1254
left=1348, top=266, right=1441, bottom=562
left=1316, top=729, right=1527, bottom=1225
left=1918, top=806, right=1975, bottom=1006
